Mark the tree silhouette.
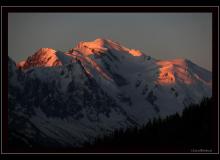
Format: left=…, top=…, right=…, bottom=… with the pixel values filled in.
left=81, top=97, right=213, bottom=152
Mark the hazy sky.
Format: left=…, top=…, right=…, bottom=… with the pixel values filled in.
left=8, top=13, right=212, bottom=71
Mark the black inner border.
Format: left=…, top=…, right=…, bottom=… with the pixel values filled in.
left=1, top=6, right=219, bottom=154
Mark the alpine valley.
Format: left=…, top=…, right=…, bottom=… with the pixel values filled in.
left=8, top=38, right=212, bottom=148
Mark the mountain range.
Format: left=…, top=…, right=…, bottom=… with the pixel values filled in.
left=8, top=38, right=212, bottom=148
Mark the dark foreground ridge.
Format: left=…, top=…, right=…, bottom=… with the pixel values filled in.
left=8, top=97, right=214, bottom=153
left=78, top=97, right=213, bottom=153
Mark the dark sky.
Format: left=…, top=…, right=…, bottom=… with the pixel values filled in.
left=8, top=13, right=212, bottom=71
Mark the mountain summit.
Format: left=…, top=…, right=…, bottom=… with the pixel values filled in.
left=9, top=38, right=212, bottom=147
left=18, top=39, right=144, bottom=70
left=73, top=38, right=143, bottom=57
left=17, top=48, right=61, bottom=69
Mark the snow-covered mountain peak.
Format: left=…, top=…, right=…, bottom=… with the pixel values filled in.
left=8, top=38, right=212, bottom=148
left=155, top=58, right=212, bottom=86
left=156, top=58, right=188, bottom=69
left=73, top=38, right=144, bottom=57
left=17, top=48, right=62, bottom=69
left=73, top=38, right=110, bottom=56
left=39, top=47, right=56, bottom=53
left=80, top=38, right=116, bottom=49
left=35, top=48, right=57, bottom=58
left=156, top=58, right=195, bottom=84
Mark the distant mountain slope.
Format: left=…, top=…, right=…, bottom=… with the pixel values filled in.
left=8, top=38, right=212, bottom=148
left=80, top=97, right=212, bottom=153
